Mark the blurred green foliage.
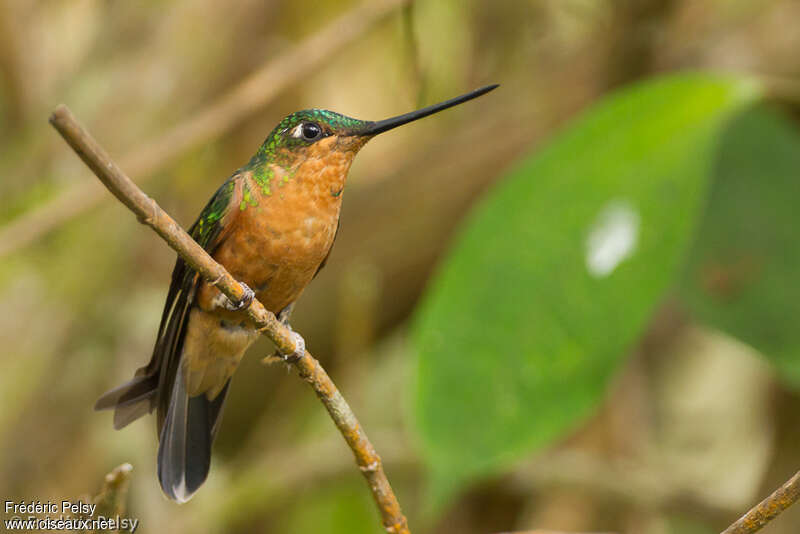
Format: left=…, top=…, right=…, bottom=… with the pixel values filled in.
left=412, top=74, right=769, bottom=506
left=276, top=482, right=380, bottom=534
left=679, top=107, right=800, bottom=386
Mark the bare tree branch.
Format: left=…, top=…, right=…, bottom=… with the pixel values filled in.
left=92, top=463, right=133, bottom=521
left=49, top=104, right=410, bottom=534
left=0, top=0, right=410, bottom=259
left=80, top=463, right=133, bottom=534
left=720, top=469, right=800, bottom=534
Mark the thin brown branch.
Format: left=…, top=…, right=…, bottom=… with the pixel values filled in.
left=720, top=469, right=800, bottom=534
left=92, top=463, right=133, bottom=519
left=0, top=0, right=410, bottom=259
left=49, top=105, right=410, bottom=534
left=80, top=463, right=134, bottom=533
left=192, top=430, right=413, bottom=531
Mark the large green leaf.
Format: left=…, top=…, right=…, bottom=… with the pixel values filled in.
left=678, top=107, right=800, bottom=386
left=411, top=74, right=762, bottom=506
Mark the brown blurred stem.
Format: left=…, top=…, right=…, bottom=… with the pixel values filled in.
left=49, top=105, right=410, bottom=534
left=0, top=0, right=410, bottom=259
left=80, top=463, right=133, bottom=533
left=92, top=463, right=133, bottom=519
left=720, top=469, right=800, bottom=534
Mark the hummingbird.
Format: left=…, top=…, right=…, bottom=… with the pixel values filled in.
left=95, top=84, right=498, bottom=502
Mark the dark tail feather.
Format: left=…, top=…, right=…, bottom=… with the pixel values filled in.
left=94, top=374, right=159, bottom=430
left=157, top=368, right=230, bottom=503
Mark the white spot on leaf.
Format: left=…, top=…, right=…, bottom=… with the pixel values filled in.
left=585, top=200, right=640, bottom=278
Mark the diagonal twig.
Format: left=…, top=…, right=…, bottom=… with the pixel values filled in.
left=0, top=0, right=410, bottom=259
left=49, top=104, right=410, bottom=534
left=720, top=469, right=800, bottom=534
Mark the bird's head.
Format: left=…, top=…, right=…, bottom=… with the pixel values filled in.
left=250, top=84, right=499, bottom=189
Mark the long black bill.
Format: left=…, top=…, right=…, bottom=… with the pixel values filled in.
left=357, top=84, right=499, bottom=136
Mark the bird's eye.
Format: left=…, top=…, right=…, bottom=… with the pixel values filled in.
left=301, top=122, right=322, bottom=141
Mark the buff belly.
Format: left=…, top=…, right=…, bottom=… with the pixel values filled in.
left=181, top=308, right=259, bottom=399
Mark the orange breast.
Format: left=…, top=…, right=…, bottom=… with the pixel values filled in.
left=200, top=138, right=353, bottom=316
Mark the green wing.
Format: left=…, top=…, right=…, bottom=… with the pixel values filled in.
left=189, top=176, right=239, bottom=254
left=96, top=173, right=242, bottom=430
left=149, top=174, right=241, bottom=428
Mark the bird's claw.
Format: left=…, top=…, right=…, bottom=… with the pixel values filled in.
left=264, top=330, right=305, bottom=365
left=280, top=331, right=306, bottom=363
left=225, top=282, right=255, bottom=311
left=260, top=316, right=305, bottom=366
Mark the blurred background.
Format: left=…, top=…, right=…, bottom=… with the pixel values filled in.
left=1, top=0, right=799, bottom=533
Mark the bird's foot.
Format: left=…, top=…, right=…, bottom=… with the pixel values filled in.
left=280, top=330, right=306, bottom=363
left=262, top=328, right=306, bottom=366
left=224, top=282, right=255, bottom=311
